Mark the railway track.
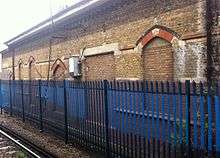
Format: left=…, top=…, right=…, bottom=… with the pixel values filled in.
left=0, top=125, right=57, bottom=158
left=0, top=133, right=19, bottom=158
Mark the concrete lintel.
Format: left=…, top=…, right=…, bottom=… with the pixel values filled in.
left=116, top=77, right=141, bottom=81
left=82, top=43, right=119, bottom=57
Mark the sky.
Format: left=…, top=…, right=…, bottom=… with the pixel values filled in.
left=0, top=0, right=80, bottom=51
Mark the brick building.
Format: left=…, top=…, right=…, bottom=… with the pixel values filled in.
left=1, top=0, right=219, bottom=81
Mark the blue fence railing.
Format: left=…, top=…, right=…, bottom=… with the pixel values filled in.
left=0, top=79, right=219, bottom=158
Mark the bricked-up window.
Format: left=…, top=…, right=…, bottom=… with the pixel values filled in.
left=53, top=65, right=66, bottom=80
left=18, top=63, right=22, bottom=80
left=85, top=53, right=115, bottom=80
left=143, top=38, right=174, bottom=81
left=8, top=72, right=12, bottom=80
left=29, top=61, right=34, bottom=80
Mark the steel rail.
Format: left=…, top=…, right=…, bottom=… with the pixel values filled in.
left=0, top=129, right=40, bottom=158
left=0, top=125, right=57, bottom=158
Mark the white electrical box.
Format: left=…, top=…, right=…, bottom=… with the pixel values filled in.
left=69, top=57, right=81, bottom=77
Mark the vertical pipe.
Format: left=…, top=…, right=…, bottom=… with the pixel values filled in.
left=63, top=80, right=68, bottom=144
left=104, top=80, right=110, bottom=158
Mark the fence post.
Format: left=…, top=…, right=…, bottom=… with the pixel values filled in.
left=63, top=80, right=68, bottom=144
left=38, top=79, right=43, bottom=131
left=9, top=80, right=12, bottom=116
left=185, top=80, right=191, bottom=158
left=215, top=82, right=220, bottom=158
left=104, top=80, right=110, bottom=158
left=0, top=80, right=2, bottom=114
left=21, top=80, right=25, bottom=122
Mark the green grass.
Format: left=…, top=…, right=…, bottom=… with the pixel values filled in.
left=16, top=151, right=28, bottom=158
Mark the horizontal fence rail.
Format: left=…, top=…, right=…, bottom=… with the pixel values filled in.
left=0, top=79, right=219, bottom=158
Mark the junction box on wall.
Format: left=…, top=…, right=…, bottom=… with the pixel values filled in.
left=69, top=56, right=82, bottom=77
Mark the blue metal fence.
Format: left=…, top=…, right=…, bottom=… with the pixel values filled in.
left=0, top=79, right=219, bottom=158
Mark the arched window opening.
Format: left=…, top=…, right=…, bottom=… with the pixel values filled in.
left=8, top=72, right=13, bottom=80
left=18, top=63, right=22, bottom=80
left=143, top=37, right=174, bottom=81
left=52, top=65, right=66, bottom=80
left=136, top=26, right=179, bottom=81
left=29, top=61, right=34, bottom=80
left=51, top=59, right=67, bottom=80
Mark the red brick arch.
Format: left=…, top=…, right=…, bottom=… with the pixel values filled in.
left=137, top=26, right=179, bottom=48
left=27, top=56, right=36, bottom=80
left=18, top=59, right=23, bottom=65
left=18, top=59, right=23, bottom=80
left=28, top=56, right=36, bottom=65
left=8, top=71, right=13, bottom=80
left=51, top=59, right=67, bottom=80
left=51, top=58, right=67, bottom=72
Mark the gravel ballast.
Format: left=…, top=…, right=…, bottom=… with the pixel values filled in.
left=0, top=112, right=103, bottom=158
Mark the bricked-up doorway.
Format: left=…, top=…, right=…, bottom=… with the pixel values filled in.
left=84, top=53, right=115, bottom=81
left=143, top=37, right=174, bottom=81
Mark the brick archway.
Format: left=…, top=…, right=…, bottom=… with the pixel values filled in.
left=8, top=71, right=13, bottom=80
left=51, top=59, right=67, bottom=80
left=18, top=59, right=23, bottom=80
left=28, top=56, right=36, bottom=64
left=137, top=26, right=179, bottom=81
left=137, top=25, right=180, bottom=49
left=28, top=57, right=36, bottom=80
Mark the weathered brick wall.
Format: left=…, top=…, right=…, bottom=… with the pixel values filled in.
left=143, top=38, right=174, bottom=81
left=1, top=0, right=210, bottom=81
left=115, top=50, right=143, bottom=80
left=83, top=53, right=115, bottom=80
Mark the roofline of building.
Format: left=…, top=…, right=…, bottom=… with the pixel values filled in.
left=5, top=0, right=109, bottom=46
